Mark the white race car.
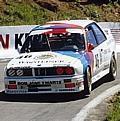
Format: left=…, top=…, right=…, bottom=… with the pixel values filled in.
left=4, top=20, right=117, bottom=95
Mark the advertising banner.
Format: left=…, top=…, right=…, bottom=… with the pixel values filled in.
left=0, top=25, right=36, bottom=59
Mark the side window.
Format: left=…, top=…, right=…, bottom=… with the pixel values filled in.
left=91, top=24, right=106, bottom=44
left=86, top=30, right=98, bottom=47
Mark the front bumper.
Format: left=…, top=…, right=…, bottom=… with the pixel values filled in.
left=4, top=75, right=84, bottom=94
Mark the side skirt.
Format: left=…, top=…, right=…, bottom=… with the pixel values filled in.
left=92, top=68, right=109, bottom=84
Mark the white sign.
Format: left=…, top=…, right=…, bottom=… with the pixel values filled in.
left=0, top=25, right=36, bottom=59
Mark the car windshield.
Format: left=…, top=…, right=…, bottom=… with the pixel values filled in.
left=20, top=29, right=85, bottom=53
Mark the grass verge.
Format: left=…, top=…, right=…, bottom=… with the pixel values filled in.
left=105, top=92, right=120, bottom=121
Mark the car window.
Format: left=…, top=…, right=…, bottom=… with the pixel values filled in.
left=68, top=33, right=85, bottom=50
left=20, top=31, right=85, bottom=53
left=86, top=30, right=98, bottom=47
left=91, top=23, right=106, bottom=44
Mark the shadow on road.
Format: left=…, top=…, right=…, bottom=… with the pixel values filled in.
left=0, top=91, right=87, bottom=103
left=92, top=74, right=114, bottom=91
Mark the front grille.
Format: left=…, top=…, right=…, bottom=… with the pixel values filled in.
left=22, top=68, right=32, bottom=76
left=34, top=67, right=56, bottom=76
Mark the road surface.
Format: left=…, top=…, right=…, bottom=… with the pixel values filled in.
left=0, top=54, right=119, bottom=121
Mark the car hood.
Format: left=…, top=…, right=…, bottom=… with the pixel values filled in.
left=6, top=51, right=83, bottom=69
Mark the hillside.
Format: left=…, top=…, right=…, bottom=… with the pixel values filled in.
left=0, top=0, right=120, bottom=25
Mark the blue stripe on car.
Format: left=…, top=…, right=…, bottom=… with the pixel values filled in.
left=55, top=51, right=89, bottom=73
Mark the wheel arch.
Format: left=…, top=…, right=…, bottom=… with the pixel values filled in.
left=112, top=51, right=117, bottom=60
left=110, top=51, right=117, bottom=65
left=84, top=65, right=92, bottom=78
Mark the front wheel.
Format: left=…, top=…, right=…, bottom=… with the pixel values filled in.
left=84, top=67, right=92, bottom=96
left=108, top=55, right=117, bottom=81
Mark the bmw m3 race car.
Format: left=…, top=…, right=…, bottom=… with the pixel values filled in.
left=4, top=20, right=117, bottom=95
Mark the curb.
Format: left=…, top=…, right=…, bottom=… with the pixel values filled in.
left=72, top=84, right=120, bottom=121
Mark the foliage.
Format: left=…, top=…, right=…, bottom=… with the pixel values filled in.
left=105, top=93, right=120, bottom=121
left=0, top=0, right=119, bottom=26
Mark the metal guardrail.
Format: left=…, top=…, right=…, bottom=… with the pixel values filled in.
left=99, top=22, right=120, bottom=44
left=111, top=29, right=120, bottom=43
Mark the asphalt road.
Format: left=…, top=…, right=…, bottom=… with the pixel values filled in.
left=0, top=54, right=120, bottom=121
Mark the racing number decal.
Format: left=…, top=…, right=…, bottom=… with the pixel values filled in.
left=100, top=50, right=102, bottom=65
left=95, top=50, right=103, bottom=68
left=95, top=54, right=99, bottom=68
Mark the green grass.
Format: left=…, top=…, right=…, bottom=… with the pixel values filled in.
left=0, top=1, right=54, bottom=25
left=105, top=93, right=120, bottom=121
left=0, top=0, right=119, bottom=26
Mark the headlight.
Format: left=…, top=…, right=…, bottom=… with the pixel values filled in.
left=16, top=69, right=23, bottom=76
left=7, top=69, right=16, bottom=76
left=56, top=67, right=75, bottom=75
left=6, top=68, right=32, bottom=77
left=6, top=69, right=23, bottom=76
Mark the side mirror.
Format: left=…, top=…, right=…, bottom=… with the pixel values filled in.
left=87, top=43, right=94, bottom=52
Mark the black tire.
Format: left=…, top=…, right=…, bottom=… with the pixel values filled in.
left=84, top=67, right=92, bottom=96
left=108, top=55, right=117, bottom=81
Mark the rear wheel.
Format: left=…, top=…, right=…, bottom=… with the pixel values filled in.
left=84, top=67, right=92, bottom=96
left=108, top=55, right=117, bottom=81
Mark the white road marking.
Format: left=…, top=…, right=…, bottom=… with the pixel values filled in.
left=72, top=84, right=120, bottom=121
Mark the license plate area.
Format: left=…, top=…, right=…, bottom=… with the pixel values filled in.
left=17, top=82, right=28, bottom=89
left=17, top=80, right=64, bottom=89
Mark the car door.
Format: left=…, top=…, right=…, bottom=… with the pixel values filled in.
left=86, top=23, right=107, bottom=79
left=91, top=23, right=110, bottom=71
left=86, top=26, right=100, bottom=77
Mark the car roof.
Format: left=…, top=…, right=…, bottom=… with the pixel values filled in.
left=32, top=20, right=95, bottom=31
left=47, top=20, right=95, bottom=28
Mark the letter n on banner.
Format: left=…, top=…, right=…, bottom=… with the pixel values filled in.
left=0, top=34, right=9, bottom=49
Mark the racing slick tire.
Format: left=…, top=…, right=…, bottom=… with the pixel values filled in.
left=108, top=55, right=117, bottom=81
left=83, top=67, right=92, bottom=96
